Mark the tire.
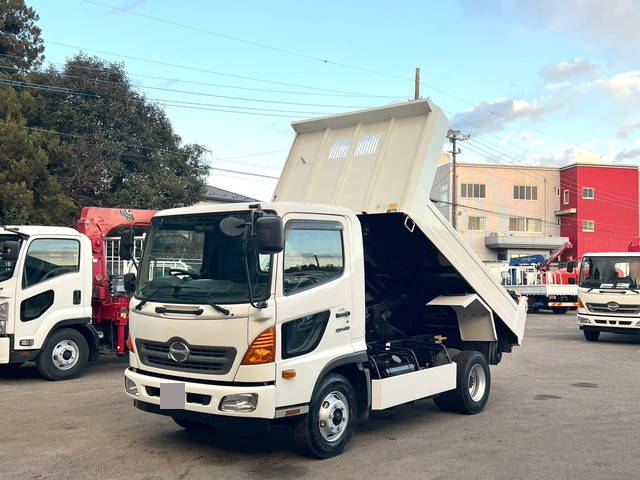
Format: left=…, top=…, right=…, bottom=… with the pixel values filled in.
left=440, top=351, right=491, bottom=415
left=583, top=329, right=600, bottom=342
left=36, top=328, right=89, bottom=381
left=172, top=417, right=211, bottom=431
left=552, top=307, right=568, bottom=314
left=294, top=373, right=357, bottom=459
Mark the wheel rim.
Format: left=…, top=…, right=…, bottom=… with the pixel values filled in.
left=317, top=391, right=349, bottom=443
left=51, top=340, right=79, bottom=371
left=468, top=363, right=487, bottom=402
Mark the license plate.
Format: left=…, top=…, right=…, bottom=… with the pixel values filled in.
left=160, top=383, right=185, bottom=409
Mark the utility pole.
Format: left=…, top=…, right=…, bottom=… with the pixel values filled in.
left=414, top=68, right=420, bottom=100
left=447, top=129, right=471, bottom=230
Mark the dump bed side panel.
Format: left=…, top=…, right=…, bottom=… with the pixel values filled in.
left=274, top=99, right=524, bottom=343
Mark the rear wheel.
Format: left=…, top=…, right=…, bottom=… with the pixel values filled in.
left=437, top=351, right=490, bottom=414
left=294, top=374, right=356, bottom=458
left=583, top=329, right=600, bottom=342
left=36, top=328, right=89, bottom=381
left=552, top=307, right=568, bottom=314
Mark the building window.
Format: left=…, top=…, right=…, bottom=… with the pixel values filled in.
left=556, top=187, right=561, bottom=197
left=563, top=189, right=569, bottom=205
left=461, top=183, right=486, bottom=199
left=467, top=216, right=485, bottom=231
left=556, top=217, right=561, bottom=226
left=582, top=220, right=595, bottom=232
left=439, top=184, right=448, bottom=202
left=513, top=185, right=538, bottom=201
left=509, top=217, right=543, bottom=233
left=582, top=187, right=594, bottom=199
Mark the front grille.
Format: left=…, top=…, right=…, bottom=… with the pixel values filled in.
left=136, top=338, right=236, bottom=375
left=586, top=303, right=640, bottom=314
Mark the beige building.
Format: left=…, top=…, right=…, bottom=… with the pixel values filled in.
left=431, top=158, right=568, bottom=262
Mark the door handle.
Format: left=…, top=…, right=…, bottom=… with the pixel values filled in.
left=335, top=311, right=351, bottom=318
left=73, top=290, right=81, bottom=305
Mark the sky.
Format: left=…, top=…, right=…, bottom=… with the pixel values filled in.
left=28, top=0, right=640, bottom=201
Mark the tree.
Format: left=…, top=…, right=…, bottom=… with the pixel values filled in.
left=0, top=0, right=44, bottom=70
left=0, top=86, right=74, bottom=224
left=31, top=54, right=209, bottom=212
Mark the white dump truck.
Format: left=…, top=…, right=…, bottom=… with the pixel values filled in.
left=122, top=99, right=527, bottom=458
left=577, top=252, right=640, bottom=341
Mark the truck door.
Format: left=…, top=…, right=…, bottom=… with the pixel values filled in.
left=14, top=238, right=86, bottom=348
left=274, top=214, right=354, bottom=407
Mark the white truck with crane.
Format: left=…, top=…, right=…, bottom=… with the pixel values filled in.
left=122, top=99, right=527, bottom=458
left=494, top=241, right=578, bottom=314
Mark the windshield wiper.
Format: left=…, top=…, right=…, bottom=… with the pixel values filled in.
left=134, top=286, right=168, bottom=310
left=207, top=302, right=231, bottom=316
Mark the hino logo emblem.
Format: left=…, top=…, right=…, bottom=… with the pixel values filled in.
left=607, top=302, right=620, bottom=312
left=168, top=341, right=190, bottom=363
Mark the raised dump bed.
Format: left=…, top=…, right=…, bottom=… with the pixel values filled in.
left=274, top=99, right=526, bottom=361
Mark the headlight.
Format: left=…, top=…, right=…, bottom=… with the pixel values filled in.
left=577, top=316, right=591, bottom=324
left=0, top=302, right=8, bottom=334
left=219, top=393, right=258, bottom=413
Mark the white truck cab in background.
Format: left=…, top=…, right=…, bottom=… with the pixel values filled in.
left=577, top=252, right=640, bottom=341
left=0, top=227, right=97, bottom=379
left=123, top=99, right=527, bottom=458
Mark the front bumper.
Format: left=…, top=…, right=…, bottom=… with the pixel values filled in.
left=124, top=368, right=276, bottom=419
left=0, top=337, right=8, bottom=364
left=577, top=314, right=640, bottom=330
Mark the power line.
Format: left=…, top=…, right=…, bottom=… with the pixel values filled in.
left=211, top=167, right=279, bottom=180
left=212, top=149, right=288, bottom=161
left=45, top=40, right=390, bottom=98
left=0, top=54, right=400, bottom=98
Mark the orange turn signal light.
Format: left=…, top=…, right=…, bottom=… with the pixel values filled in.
left=126, top=336, right=135, bottom=353
left=241, top=326, right=275, bottom=365
left=282, top=369, right=296, bottom=379
left=577, top=297, right=584, bottom=309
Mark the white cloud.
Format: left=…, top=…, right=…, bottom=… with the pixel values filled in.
left=545, top=81, right=572, bottom=89
left=595, top=71, right=640, bottom=97
left=520, top=131, right=544, bottom=145
left=617, top=122, right=640, bottom=139
left=614, top=147, right=640, bottom=161
left=510, top=0, right=640, bottom=60
left=452, top=97, right=550, bottom=134
left=540, top=59, right=598, bottom=80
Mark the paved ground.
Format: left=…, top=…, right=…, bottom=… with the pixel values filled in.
left=1, top=313, right=639, bottom=480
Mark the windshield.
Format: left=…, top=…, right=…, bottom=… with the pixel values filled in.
left=579, top=256, right=640, bottom=289
left=0, top=235, right=20, bottom=282
left=136, top=212, right=271, bottom=305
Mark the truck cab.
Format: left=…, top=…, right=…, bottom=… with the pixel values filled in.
left=0, top=226, right=97, bottom=379
left=123, top=99, right=527, bottom=457
left=577, top=252, right=640, bottom=341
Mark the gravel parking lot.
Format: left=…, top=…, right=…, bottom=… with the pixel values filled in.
left=2, top=313, right=639, bottom=480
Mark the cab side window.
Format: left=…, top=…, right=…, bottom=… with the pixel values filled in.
left=23, top=239, right=80, bottom=288
left=283, top=221, right=344, bottom=295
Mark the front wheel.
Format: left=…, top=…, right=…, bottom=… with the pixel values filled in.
left=294, top=374, right=356, bottom=459
left=438, top=351, right=491, bottom=414
left=36, top=328, right=89, bottom=381
left=583, top=329, right=600, bottom=342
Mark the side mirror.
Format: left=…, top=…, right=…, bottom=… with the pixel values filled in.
left=566, top=260, right=576, bottom=273
left=123, top=272, right=136, bottom=293
left=119, top=229, right=135, bottom=261
left=255, top=216, right=284, bottom=254
left=2, top=240, right=20, bottom=262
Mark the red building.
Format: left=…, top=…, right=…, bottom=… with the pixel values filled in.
left=556, top=164, right=639, bottom=259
